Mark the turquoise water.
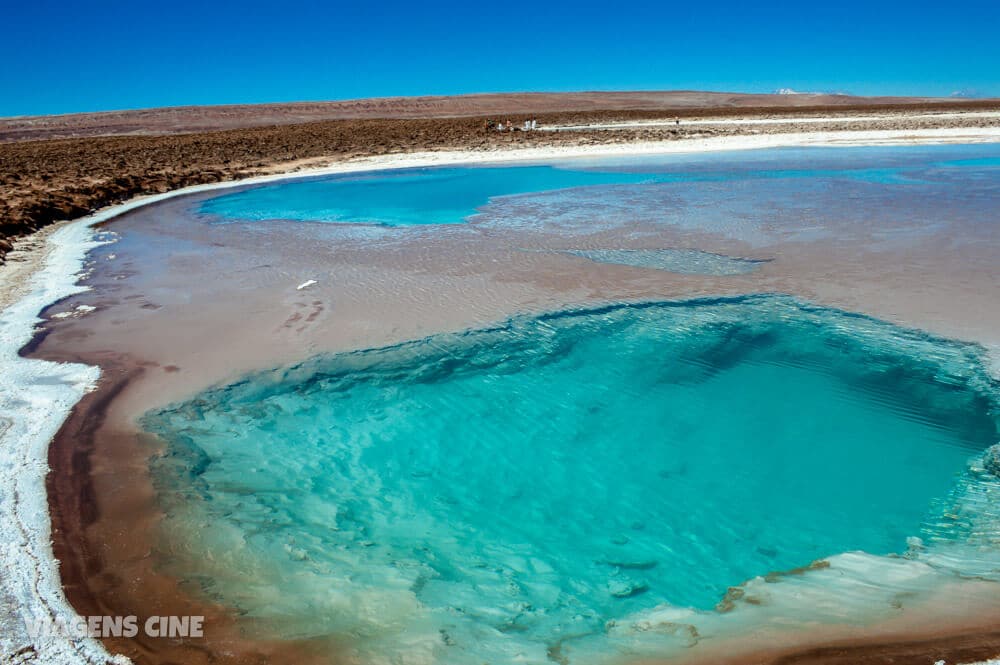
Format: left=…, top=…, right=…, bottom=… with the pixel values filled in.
left=198, top=166, right=654, bottom=225
left=144, top=295, right=999, bottom=664
left=197, top=144, right=1000, bottom=227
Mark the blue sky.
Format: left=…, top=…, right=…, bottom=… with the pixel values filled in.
left=3, top=0, right=998, bottom=117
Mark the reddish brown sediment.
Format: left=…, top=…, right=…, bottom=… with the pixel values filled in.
left=639, top=628, right=1000, bottom=665
left=765, top=629, right=1000, bottom=665
left=24, top=141, right=1000, bottom=664
left=673, top=620, right=1000, bottom=665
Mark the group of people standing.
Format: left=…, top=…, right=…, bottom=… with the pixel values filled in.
left=485, top=118, right=538, bottom=133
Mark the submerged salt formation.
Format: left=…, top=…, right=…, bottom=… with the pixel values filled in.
left=985, top=444, right=1000, bottom=478
left=562, top=248, right=768, bottom=275
left=142, top=295, right=1000, bottom=665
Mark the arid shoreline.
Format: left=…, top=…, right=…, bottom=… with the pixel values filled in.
left=3, top=94, right=999, bottom=262
left=2, top=99, right=1000, bottom=665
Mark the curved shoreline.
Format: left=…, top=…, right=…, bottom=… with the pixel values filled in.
left=2, top=127, right=1000, bottom=664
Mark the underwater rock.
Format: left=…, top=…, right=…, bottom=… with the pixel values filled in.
left=984, top=444, right=1000, bottom=477
left=605, top=559, right=659, bottom=571
left=608, top=578, right=649, bottom=599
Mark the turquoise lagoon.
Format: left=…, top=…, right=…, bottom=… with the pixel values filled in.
left=148, top=145, right=1000, bottom=663
left=198, top=143, right=1000, bottom=229
left=145, top=297, right=999, bottom=663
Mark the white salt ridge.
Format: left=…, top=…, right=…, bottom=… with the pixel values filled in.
left=540, top=111, right=1000, bottom=132
left=49, top=304, right=96, bottom=320
left=0, top=184, right=283, bottom=664
left=916, top=454, right=1000, bottom=578
left=599, top=553, right=979, bottom=661
left=0, top=221, right=126, bottom=664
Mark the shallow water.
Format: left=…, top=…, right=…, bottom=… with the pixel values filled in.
left=561, top=249, right=767, bottom=274
left=143, top=296, right=999, bottom=665
left=35, top=142, right=1000, bottom=665
left=197, top=144, right=1000, bottom=227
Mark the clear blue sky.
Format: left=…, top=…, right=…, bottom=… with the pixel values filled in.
left=3, top=0, right=998, bottom=117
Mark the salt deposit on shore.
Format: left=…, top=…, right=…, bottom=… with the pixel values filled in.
left=0, top=220, right=124, bottom=664
left=540, top=110, right=1000, bottom=131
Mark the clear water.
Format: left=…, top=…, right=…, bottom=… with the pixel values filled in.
left=197, top=144, right=1000, bottom=227
left=198, top=166, right=655, bottom=225
left=562, top=248, right=767, bottom=274
left=144, top=296, right=998, bottom=664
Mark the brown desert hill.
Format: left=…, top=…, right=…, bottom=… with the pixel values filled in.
left=0, top=90, right=966, bottom=142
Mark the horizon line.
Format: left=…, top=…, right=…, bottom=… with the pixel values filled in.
left=3, top=88, right=993, bottom=122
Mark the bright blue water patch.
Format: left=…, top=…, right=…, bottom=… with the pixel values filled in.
left=935, top=156, right=1000, bottom=168
left=198, top=167, right=656, bottom=225
left=143, top=295, right=998, bottom=663
left=197, top=143, right=1000, bottom=227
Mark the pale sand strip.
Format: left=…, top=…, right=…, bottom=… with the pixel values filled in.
left=540, top=110, right=1000, bottom=131
left=1, top=125, right=999, bottom=664
left=0, top=223, right=74, bottom=314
